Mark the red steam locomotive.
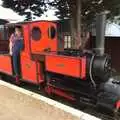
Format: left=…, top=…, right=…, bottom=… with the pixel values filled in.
left=0, top=18, right=120, bottom=119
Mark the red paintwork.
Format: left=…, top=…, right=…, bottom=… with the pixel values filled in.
left=21, top=55, right=39, bottom=84
left=21, top=55, right=44, bottom=84
left=51, top=88, right=75, bottom=101
left=30, top=22, right=58, bottom=53
left=20, top=21, right=58, bottom=84
left=116, top=100, right=120, bottom=110
left=46, top=54, right=86, bottom=79
left=0, top=55, right=12, bottom=75
left=22, top=25, right=31, bottom=58
left=45, top=85, right=75, bottom=101
left=81, top=57, right=86, bottom=79
left=20, top=24, right=39, bottom=83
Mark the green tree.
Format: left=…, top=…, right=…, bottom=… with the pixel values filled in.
left=48, top=0, right=120, bottom=48
left=49, top=0, right=120, bottom=23
left=2, top=0, right=120, bottom=27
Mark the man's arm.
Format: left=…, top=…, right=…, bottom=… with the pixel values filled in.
left=9, top=34, right=14, bottom=55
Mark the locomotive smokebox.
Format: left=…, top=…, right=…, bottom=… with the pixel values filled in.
left=94, top=12, right=106, bottom=55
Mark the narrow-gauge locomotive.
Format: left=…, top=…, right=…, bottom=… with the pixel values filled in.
left=0, top=18, right=120, bottom=119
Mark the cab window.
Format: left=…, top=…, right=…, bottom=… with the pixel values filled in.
left=48, top=26, right=56, bottom=39
left=0, top=25, right=7, bottom=40
left=32, top=27, right=41, bottom=41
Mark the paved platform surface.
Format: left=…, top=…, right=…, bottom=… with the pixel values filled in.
left=0, top=85, right=79, bottom=120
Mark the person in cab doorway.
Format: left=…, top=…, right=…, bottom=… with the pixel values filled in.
left=9, top=25, right=23, bottom=85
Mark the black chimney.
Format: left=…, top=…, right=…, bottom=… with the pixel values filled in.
left=94, top=12, right=106, bottom=55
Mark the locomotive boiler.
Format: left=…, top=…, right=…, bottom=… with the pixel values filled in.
left=0, top=14, right=119, bottom=119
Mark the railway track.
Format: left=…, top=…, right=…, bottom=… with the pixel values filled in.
left=1, top=75, right=119, bottom=120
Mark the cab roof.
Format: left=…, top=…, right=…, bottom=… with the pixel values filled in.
left=5, top=20, right=58, bottom=27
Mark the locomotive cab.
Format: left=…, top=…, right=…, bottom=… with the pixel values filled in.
left=20, top=21, right=59, bottom=84
left=30, top=21, right=58, bottom=54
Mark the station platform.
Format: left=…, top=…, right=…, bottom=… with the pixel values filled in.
left=0, top=80, right=101, bottom=120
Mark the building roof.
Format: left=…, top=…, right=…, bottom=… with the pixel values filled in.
left=105, top=23, right=120, bottom=37
left=0, top=19, right=9, bottom=25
